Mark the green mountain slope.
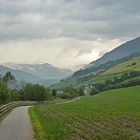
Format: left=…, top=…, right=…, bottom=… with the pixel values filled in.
left=51, top=37, right=140, bottom=90
left=89, top=37, right=140, bottom=67
left=51, top=54, right=140, bottom=89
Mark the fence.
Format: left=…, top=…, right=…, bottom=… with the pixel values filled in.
left=0, top=98, right=78, bottom=117
left=0, top=101, right=38, bottom=117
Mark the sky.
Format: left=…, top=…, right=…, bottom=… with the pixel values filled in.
left=0, top=0, right=140, bottom=69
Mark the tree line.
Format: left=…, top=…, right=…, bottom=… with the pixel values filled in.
left=90, top=71, right=140, bottom=95
left=0, top=72, right=52, bottom=104
left=0, top=71, right=83, bottom=105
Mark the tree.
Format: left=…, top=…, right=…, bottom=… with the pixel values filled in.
left=0, top=82, right=9, bottom=104
left=64, top=87, right=78, bottom=98
left=105, top=79, right=112, bottom=85
left=9, top=90, right=20, bottom=101
left=24, top=84, right=49, bottom=101
left=2, top=71, right=15, bottom=83
left=120, top=73, right=130, bottom=81
left=52, top=89, right=57, bottom=97
left=131, top=62, right=136, bottom=66
left=57, top=87, right=78, bottom=99
left=129, top=71, right=140, bottom=77
left=78, top=87, right=85, bottom=96
left=90, top=88, right=99, bottom=96
left=19, top=89, right=27, bottom=101
left=94, top=83, right=104, bottom=91
left=58, top=92, right=73, bottom=99
left=112, top=76, right=121, bottom=84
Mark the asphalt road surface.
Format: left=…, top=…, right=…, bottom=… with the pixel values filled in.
left=0, top=106, right=33, bottom=140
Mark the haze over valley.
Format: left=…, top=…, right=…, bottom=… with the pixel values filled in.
left=0, top=1, right=140, bottom=140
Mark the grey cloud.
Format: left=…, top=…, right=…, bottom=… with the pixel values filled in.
left=0, top=38, right=121, bottom=68
left=0, top=0, right=140, bottom=41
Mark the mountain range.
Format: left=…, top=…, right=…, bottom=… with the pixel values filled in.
left=0, top=65, right=40, bottom=82
left=0, top=63, right=73, bottom=86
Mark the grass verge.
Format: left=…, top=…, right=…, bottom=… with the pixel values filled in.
left=29, top=106, right=71, bottom=140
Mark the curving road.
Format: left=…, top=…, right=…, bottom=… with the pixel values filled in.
left=0, top=106, right=33, bottom=140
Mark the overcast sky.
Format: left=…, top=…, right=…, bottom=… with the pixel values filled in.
left=0, top=0, right=140, bottom=69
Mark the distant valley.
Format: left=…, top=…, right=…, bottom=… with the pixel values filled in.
left=1, top=37, right=140, bottom=88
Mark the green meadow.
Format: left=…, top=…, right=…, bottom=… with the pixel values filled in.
left=29, top=86, right=140, bottom=140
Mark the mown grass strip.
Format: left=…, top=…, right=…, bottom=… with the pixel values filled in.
left=29, top=106, right=71, bottom=140
left=29, top=107, right=46, bottom=140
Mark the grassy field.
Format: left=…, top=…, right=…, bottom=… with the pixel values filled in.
left=103, top=56, right=140, bottom=75
left=29, top=86, right=140, bottom=140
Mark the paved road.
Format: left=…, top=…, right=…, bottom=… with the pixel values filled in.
left=0, top=106, right=33, bottom=140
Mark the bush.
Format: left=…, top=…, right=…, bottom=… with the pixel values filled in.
left=131, top=62, right=136, bottom=66
left=90, top=88, right=99, bottom=96
left=78, top=87, right=85, bottom=96
left=58, top=92, right=73, bottom=99
left=57, top=87, right=78, bottom=99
